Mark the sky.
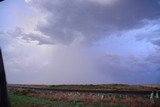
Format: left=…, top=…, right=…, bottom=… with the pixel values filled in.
left=0, top=0, right=160, bottom=84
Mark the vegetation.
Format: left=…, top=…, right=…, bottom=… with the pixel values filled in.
left=9, top=84, right=160, bottom=91
left=10, top=94, right=137, bottom=107
left=10, top=94, right=73, bottom=107
left=11, top=94, right=128, bottom=107
left=49, top=84, right=160, bottom=91
left=9, top=84, right=160, bottom=107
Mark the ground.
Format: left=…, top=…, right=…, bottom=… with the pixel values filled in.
left=9, top=84, right=160, bottom=107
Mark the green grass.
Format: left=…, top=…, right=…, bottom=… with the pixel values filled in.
left=10, top=94, right=99, bottom=107
left=10, top=94, right=71, bottom=107
left=10, top=94, right=131, bottom=107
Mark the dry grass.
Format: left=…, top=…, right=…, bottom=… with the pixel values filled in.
left=9, top=84, right=160, bottom=107
left=24, top=91, right=160, bottom=107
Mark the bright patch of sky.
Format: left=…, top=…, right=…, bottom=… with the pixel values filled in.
left=95, top=29, right=155, bottom=57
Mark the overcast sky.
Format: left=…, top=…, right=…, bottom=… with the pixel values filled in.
left=0, top=0, right=160, bottom=84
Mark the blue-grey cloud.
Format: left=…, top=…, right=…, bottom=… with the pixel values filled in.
left=99, top=53, right=160, bottom=84
left=146, top=49, right=160, bottom=64
left=26, top=0, right=160, bottom=44
left=151, top=39, right=160, bottom=46
left=1, top=0, right=160, bottom=84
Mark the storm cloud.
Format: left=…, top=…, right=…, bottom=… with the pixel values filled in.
left=1, top=0, right=160, bottom=84
left=26, top=0, right=160, bottom=44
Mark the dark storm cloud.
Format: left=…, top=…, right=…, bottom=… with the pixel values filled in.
left=27, top=0, right=160, bottom=44
left=146, top=50, right=160, bottom=64
left=98, top=53, right=160, bottom=83
left=151, top=39, right=160, bottom=46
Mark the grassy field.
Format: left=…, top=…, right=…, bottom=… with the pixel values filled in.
left=9, top=84, right=160, bottom=107
left=10, top=93, right=160, bottom=107
left=10, top=94, right=110, bottom=107
left=49, top=84, right=160, bottom=91
left=10, top=94, right=81, bottom=107
left=10, top=84, right=160, bottom=91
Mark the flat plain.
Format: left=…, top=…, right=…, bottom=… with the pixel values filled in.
left=9, top=84, right=160, bottom=107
